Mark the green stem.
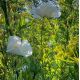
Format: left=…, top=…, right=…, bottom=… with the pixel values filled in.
left=1, top=0, right=9, bottom=26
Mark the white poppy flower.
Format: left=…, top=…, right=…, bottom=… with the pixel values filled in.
left=6, top=36, right=21, bottom=54
left=31, top=0, right=61, bottom=18
left=6, top=36, right=32, bottom=57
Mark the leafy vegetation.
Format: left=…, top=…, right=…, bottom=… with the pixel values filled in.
left=0, top=0, right=79, bottom=80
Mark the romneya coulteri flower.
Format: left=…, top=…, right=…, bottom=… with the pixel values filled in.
left=30, top=0, right=61, bottom=18
left=6, top=36, right=32, bottom=57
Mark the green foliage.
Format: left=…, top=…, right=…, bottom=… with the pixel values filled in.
left=0, top=0, right=79, bottom=80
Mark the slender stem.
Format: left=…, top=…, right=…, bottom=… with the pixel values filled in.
left=1, top=0, right=9, bottom=26
left=41, top=26, right=43, bottom=46
left=66, top=26, right=69, bottom=45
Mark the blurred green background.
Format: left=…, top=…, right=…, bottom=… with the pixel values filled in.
left=0, top=0, right=79, bottom=80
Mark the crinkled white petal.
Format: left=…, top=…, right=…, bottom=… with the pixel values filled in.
left=20, top=40, right=32, bottom=57
left=30, top=8, right=41, bottom=18
left=6, top=36, right=21, bottom=54
left=31, top=1, right=61, bottom=18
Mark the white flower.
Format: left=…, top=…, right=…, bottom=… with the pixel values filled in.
left=30, top=0, right=61, bottom=18
left=6, top=36, right=32, bottom=57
